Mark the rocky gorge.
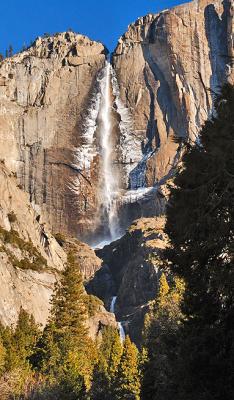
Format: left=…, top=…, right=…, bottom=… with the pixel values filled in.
left=0, top=0, right=233, bottom=341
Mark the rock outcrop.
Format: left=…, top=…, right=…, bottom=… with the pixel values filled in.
left=112, top=0, right=234, bottom=190
left=88, top=304, right=117, bottom=340
left=56, top=235, right=102, bottom=282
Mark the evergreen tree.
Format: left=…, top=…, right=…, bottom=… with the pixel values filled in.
left=142, top=274, right=185, bottom=400
left=3, top=308, right=39, bottom=372
left=0, top=309, right=39, bottom=397
left=101, top=326, right=123, bottom=380
left=36, top=251, right=97, bottom=397
left=8, top=45, right=13, bottom=57
left=113, top=336, right=141, bottom=400
left=165, top=84, right=234, bottom=399
left=91, top=326, right=122, bottom=399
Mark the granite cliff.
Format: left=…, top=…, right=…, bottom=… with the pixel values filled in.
left=0, top=0, right=233, bottom=339
left=0, top=32, right=107, bottom=239
left=0, top=1, right=233, bottom=241
left=112, top=0, right=234, bottom=192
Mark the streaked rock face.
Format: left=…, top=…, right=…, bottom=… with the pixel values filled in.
left=112, top=0, right=234, bottom=188
left=0, top=32, right=106, bottom=238
left=0, top=163, right=66, bottom=326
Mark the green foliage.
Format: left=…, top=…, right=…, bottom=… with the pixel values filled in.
left=91, top=326, right=123, bottom=399
left=53, top=232, right=66, bottom=247
left=0, top=335, right=6, bottom=375
left=142, top=274, right=185, bottom=400
left=2, top=308, right=40, bottom=372
left=0, top=308, right=40, bottom=397
left=34, top=251, right=97, bottom=397
left=113, top=336, right=141, bottom=400
left=0, top=226, right=47, bottom=271
left=84, top=294, right=103, bottom=317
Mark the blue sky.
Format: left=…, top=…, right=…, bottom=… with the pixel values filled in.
left=0, top=0, right=189, bottom=56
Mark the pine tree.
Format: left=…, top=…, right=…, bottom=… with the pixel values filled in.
left=0, top=309, right=40, bottom=397
left=36, top=251, right=97, bottom=397
left=91, top=326, right=122, bottom=399
left=113, top=336, right=141, bottom=400
left=3, top=308, right=39, bottom=372
left=142, top=274, right=185, bottom=400
left=8, top=45, right=13, bottom=57
left=165, top=84, right=234, bottom=399
left=101, top=326, right=123, bottom=380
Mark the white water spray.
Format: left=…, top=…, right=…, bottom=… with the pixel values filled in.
left=99, top=61, right=120, bottom=241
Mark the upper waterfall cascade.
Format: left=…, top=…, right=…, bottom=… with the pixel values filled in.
left=99, top=61, right=120, bottom=242
left=79, top=59, right=155, bottom=248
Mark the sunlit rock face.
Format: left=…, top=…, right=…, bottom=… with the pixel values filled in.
left=0, top=163, right=115, bottom=334
left=0, top=32, right=107, bottom=239
left=0, top=163, right=66, bottom=327
left=112, top=0, right=234, bottom=189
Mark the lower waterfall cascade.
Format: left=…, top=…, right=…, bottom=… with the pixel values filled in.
left=110, top=296, right=126, bottom=342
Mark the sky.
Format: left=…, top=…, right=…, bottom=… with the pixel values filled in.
left=0, top=0, right=189, bottom=56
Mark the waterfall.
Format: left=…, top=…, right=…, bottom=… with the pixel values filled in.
left=98, top=61, right=120, bottom=242
left=118, top=322, right=126, bottom=342
left=110, top=296, right=125, bottom=342
left=110, top=296, right=117, bottom=313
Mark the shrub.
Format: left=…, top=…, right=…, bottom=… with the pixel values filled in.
left=54, top=232, right=66, bottom=247
left=0, top=227, right=47, bottom=271
left=7, top=212, right=17, bottom=224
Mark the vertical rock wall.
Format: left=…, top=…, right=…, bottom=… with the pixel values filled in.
left=0, top=32, right=106, bottom=238
left=112, top=0, right=234, bottom=188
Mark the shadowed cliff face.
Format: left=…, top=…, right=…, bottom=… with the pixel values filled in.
left=87, top=216, right=168, bottom=344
